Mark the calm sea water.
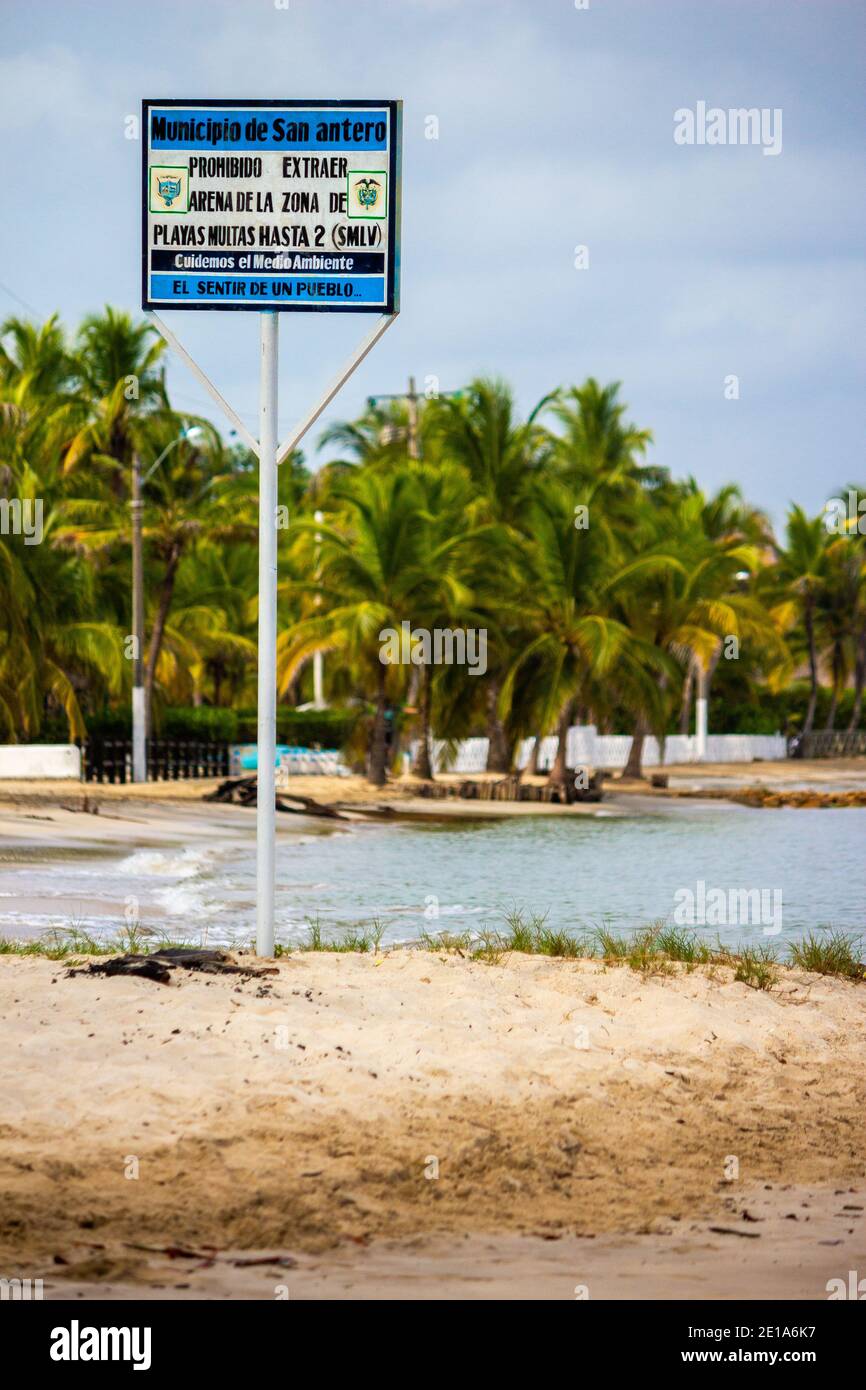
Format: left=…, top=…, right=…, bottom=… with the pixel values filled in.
left=2, top=798, right=863, bottom=952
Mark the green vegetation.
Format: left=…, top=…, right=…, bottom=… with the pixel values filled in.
left=235, top=706, right=360, bottom=748
left=0, top=922, right=191, bottom=959
left=2, top=911, right=862, bottom=987
left=417, top=911, right=863, bottom=987
left=789, top=930, right=864, bottom=980
left=1, top=309, right=865, bottom=779
left=731, top=945, right=779, bottom=991
left=272, top=915, right=386, bottom=955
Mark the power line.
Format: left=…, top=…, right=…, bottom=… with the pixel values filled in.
left=0, top=278, right=42, bottom=321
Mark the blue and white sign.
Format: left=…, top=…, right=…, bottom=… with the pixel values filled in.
left=142, top=99, right=401, bottom=313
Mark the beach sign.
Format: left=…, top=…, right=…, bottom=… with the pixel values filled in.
left=142, top=99, right=401, bottom=312
left=141, top=98, right=402, bottom=955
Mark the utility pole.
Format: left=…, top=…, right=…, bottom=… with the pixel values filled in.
left=130, top=453, right=146, bottom=783
left=367, top=378, right=463, bottom=458
left=367, top=375, right=421, bottom=458
left=406, top=375, right=419, bottom=459
left=313, top=509, right=325, bottom=708
left=256, top=313, right=279, bottom=958
left=130, top=427, right=204, bottom=779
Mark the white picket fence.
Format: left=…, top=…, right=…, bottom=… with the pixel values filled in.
left=0, top=744, right=81, bottom=779
left=413, top=726, right=785, bottom=774
left=278, top=750, right=350, bottom=780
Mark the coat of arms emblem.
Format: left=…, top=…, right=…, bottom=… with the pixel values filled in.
left=356, top=177, right=380, bottom=209
left=157, top=175, right=183, bottom=208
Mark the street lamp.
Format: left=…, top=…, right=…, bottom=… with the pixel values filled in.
left=696, top=572, right=751, bottom=763
left=131, top=425, right=204, bottom=782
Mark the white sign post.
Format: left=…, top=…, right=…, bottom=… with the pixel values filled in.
left=142, top=99, right=402, bottom=954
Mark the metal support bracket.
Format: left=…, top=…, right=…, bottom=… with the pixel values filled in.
left=146, top=311, right=260, bottom=456
left=276, top=312, right=398, bottom=466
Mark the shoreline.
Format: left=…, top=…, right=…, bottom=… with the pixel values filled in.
left=1, top=951, right=864, bottom=1299
left=0, top=757, right=864, bottom=820
left=1, top=788, right=864, bottom=956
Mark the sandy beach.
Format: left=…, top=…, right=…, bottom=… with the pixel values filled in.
left=1, top=768, right=864, bottom=1299
left=1, top=948, right=864, bottom=1300
left=1, top=757, right=865, bottom=816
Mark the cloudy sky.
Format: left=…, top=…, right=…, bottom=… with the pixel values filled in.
left=0, top=0, right=863, bottom=525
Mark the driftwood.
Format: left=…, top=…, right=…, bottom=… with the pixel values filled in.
left=418, top=771, right=605, bottom=804
left=204, top=775, right=349, bottom=818
left=278, top=792, right=348, bottom=819
left=125, top=1242, right=296, bottom=1268
left=204, top=774, right=258, bottom=805
left=335, top=801, right=397, bottom=818
left=67, top=946, right=279, bottom=986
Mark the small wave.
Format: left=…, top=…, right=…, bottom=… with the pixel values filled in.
left=152, top=882, right=227, bottom=921
left=118, top=847, right=216, bottom=880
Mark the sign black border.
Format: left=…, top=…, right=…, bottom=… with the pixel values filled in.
left=141, top=98, right=401, bottom=314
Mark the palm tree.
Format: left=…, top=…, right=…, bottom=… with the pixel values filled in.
left=56, top=422, right=254, bottom=719
left=769, top=506, right=830, bottom=738
left=403, top=460, right=491, bottom=778
left=0, top=331, right=126, bottom=739
left=63, top=308, right=170, bottom=493
left=428, top=376, right=554, bottom=528
left=0, top=314, right=76, bottom=405
left=0, top=315, right=87, bottom=513
left=277, top=468, right=430, bottom=785
left=550, top=377, right=661, bottom=498
left=611, top=489, right=778, bottom=778
left=818, top=535, right=861, bottom=730
left=0, top=491, right=124, bottom=739
left=500, top=482, right=681, bottom=786
left=841, top=487, right=866, bottom=731
left=672, top=482, right=775, bottom=737
left=171, top=541, right=258, bottom=707
left=426, top=377, right=554, bottom=769
left=318, top=394, right=430, bottom=472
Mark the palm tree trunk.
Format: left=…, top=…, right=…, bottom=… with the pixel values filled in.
left=485, top=679, right=511, bottom=772
left=679, top=657, right=696, bottom=735
left=547, top=698, right=576, bottom=786
left=368, top=662, right=388, bottom=787
left=144, top=544, right=181, bottom=731
left=803, top=598, right=819, bottom=736
left=825, top=644, right=842, bottom=731
left=412, top=664, right=434, bottom=779
left=526, top=734, right=542, bottom=776
left=847, top=629, right=866, bottom=731
left=623, top=719, right=648, bottom=779
left=825, top=690, right=838, bottom=731
left=696, top=645, right=720, bottom=758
